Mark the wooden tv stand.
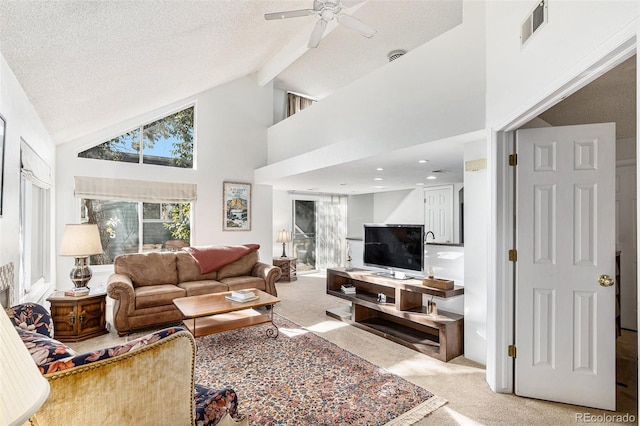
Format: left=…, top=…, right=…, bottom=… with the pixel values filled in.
left=326, top=268, right=464, bottom=362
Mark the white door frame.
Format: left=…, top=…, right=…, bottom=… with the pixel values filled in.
left=488, top=33, right=637, bottom=393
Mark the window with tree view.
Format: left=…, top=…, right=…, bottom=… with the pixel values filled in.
left=78, top=106, right=194, bottom=168
left=82, top=199, right=191, bottom=265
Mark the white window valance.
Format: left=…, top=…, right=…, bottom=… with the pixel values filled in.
left=21, top=139, right=52, bottom=189
left=74, top=176, right=197, bottom=203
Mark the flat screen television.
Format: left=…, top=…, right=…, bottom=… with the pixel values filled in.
left=363, top=224, right=424, bottom=276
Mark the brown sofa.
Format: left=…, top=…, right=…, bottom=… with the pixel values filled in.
left=107, top=248, right=281, bottom=336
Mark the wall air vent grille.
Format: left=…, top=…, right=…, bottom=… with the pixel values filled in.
left=521, top=0, right=547, bottom=47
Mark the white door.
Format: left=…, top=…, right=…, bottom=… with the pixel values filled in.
left=515, top=123, right=616, bottom=410
left=424, top=185, right=453, bottom=243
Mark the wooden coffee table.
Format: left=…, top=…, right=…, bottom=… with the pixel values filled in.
left=172, top=289, right=281, bottom=338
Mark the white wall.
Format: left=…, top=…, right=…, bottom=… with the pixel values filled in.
left=486, top=1, right=639, bottom=127
left=56, top=76, right=275, bottom=290
left=272, top=188, right=290, bottom=257
left=463, top=139, right=488, bottom=365
left=347, top=193, right=373, bottom=240
left=373, top=189, right=422, bottom=224
left=0, top=54, right=56, bottom=305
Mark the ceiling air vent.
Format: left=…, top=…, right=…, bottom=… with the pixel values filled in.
left=388, top=49, right=407, bottom=62
left=521, top=0, right=547, bottom=47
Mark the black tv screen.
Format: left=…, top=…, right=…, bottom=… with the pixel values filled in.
left=363, top=224, right=424, bottom=274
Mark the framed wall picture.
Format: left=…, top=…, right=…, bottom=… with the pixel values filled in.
left=0, top=114, right=5, bottom=217
left=223, top=181, right=251, bottom=231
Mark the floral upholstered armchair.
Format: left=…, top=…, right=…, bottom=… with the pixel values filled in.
left=7, top=303, right=247, bottom=426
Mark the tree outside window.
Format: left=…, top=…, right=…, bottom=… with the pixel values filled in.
left=83, top=200, right=191, bottom=265
left=78, top=106, right=194, bottom=168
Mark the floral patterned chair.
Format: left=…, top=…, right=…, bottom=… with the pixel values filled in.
left=6, top=302, right=247, bottom=426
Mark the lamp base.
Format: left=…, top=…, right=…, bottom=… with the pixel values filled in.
left=70, top=256, right=93, bottom=288
left=280, top=242, right=288, bottom=258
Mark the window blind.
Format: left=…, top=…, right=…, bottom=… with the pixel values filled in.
left=74, top=176, right=197, bottom=203
left=21, top=140, right=52, bottom=189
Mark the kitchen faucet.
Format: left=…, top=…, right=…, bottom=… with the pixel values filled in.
left=425, top=231, right=435, bottom=241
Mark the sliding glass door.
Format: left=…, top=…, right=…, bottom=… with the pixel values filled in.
left=293, top=200, right=316, bottom=271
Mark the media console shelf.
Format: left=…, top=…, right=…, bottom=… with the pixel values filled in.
left=326, top=268, right=464, bottom=362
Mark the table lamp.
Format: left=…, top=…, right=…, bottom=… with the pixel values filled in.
left=59, top=224, right=103, bottom=288
left=276, top=229, right=292, bottom=258
left=1, top=306, right=50, bottom=425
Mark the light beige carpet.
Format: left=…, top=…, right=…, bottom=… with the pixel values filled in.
left=68, top=272, right=638, bottom=425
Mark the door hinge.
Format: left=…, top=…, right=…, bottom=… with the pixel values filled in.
left=508, top=344, right=517, bottom=358
left=509, top=154, right=517, bottom=166
left=508, top=249, right=517, bottom=262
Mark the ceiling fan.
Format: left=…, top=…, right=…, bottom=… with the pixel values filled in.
left=264, top=0, right=376, bottom=48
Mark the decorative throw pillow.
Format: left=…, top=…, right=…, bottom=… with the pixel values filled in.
left=184, top=244, right=260, bottom=274
left=16, top=327, right=77, bottom=366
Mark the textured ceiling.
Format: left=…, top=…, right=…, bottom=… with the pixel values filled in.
left=0, top=0, right=461, bottom=145
left=274, top=0, right=462, bottom=98
left=0, top=1, right=634, bottom=195
left=539, top=55, right=636, bottom=140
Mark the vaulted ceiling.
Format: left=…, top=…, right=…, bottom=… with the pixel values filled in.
left=0, top=1, right=634, bottom=195
left=0, top=0, right=461, bottom=145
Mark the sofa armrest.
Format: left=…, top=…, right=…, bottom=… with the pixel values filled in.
left=251, top=262, right=281, bottom=296
left=31, top=328, right=197, bottom=425
left=106, top=273, right=135, bottom=334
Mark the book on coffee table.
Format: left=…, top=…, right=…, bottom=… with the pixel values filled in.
left=225, top=294, right=259, bottom=302
left=226, top=289, right=258, bottom=302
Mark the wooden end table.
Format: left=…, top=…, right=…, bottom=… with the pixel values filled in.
left=47, top=290, right=108, bottom=342
left=273, top=257, right=297, bottom=282
left=173, top=289, right=281, bottom=338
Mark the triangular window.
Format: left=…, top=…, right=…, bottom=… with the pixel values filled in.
left=79, top=106, right=194, bottom=169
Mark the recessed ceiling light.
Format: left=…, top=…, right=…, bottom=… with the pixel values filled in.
left=427, top=176, right=437, bottom=180
left=376, top=167, right=384, bottom=171
left=374, top=177, right=383, bottom=181
left=418, top=160, right=428, bottom=163
left=373, top=185, right=386, bottom=189
left=416, top=183, right=424, bottom=186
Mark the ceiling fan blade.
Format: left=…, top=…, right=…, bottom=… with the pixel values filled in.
left=308, top=19, right=328, bottom=48
left=340, top=0, right=366, bottom=8
left=336, top=14, right=376, bottom=38
left=265, top=9, right=316, bottom=20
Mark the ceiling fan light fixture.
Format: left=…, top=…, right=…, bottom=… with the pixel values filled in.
left=266, top=0, right=376, bottom=48
left=388, top=49, right=407, bottom=62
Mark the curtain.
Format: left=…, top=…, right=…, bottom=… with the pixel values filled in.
left=21, top=140, right=52, bottom=189
left=74, top=176, right=197, bottom=202
left=315, top=195, right=348, bottom=271
left=287, top=92, right=315, bottom=117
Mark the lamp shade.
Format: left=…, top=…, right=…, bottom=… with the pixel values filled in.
left=1, top=307, right=50, bottom=425
left=59, top=224, right=103, bottom=256
left=276, top=230, right=292, bottom=243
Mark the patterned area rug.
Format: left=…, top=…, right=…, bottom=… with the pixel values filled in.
left=194, top=313, right=446, bottom=425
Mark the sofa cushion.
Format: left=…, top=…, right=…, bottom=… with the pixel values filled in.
left=135, top=285, right=186, bottom=309
left=176, top=251, right=218, bottom=283
left=178, top=280, right=228, bottom=297
left=115, top=252, right=178, bottom=287
left=16, top=327, right=77, bottom=366
left=220, top=276, right=265, bottom=292
left=217, top=251, right=259, bottom=280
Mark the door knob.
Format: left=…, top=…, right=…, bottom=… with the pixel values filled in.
left=598, top=274, right=614, bottom=287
